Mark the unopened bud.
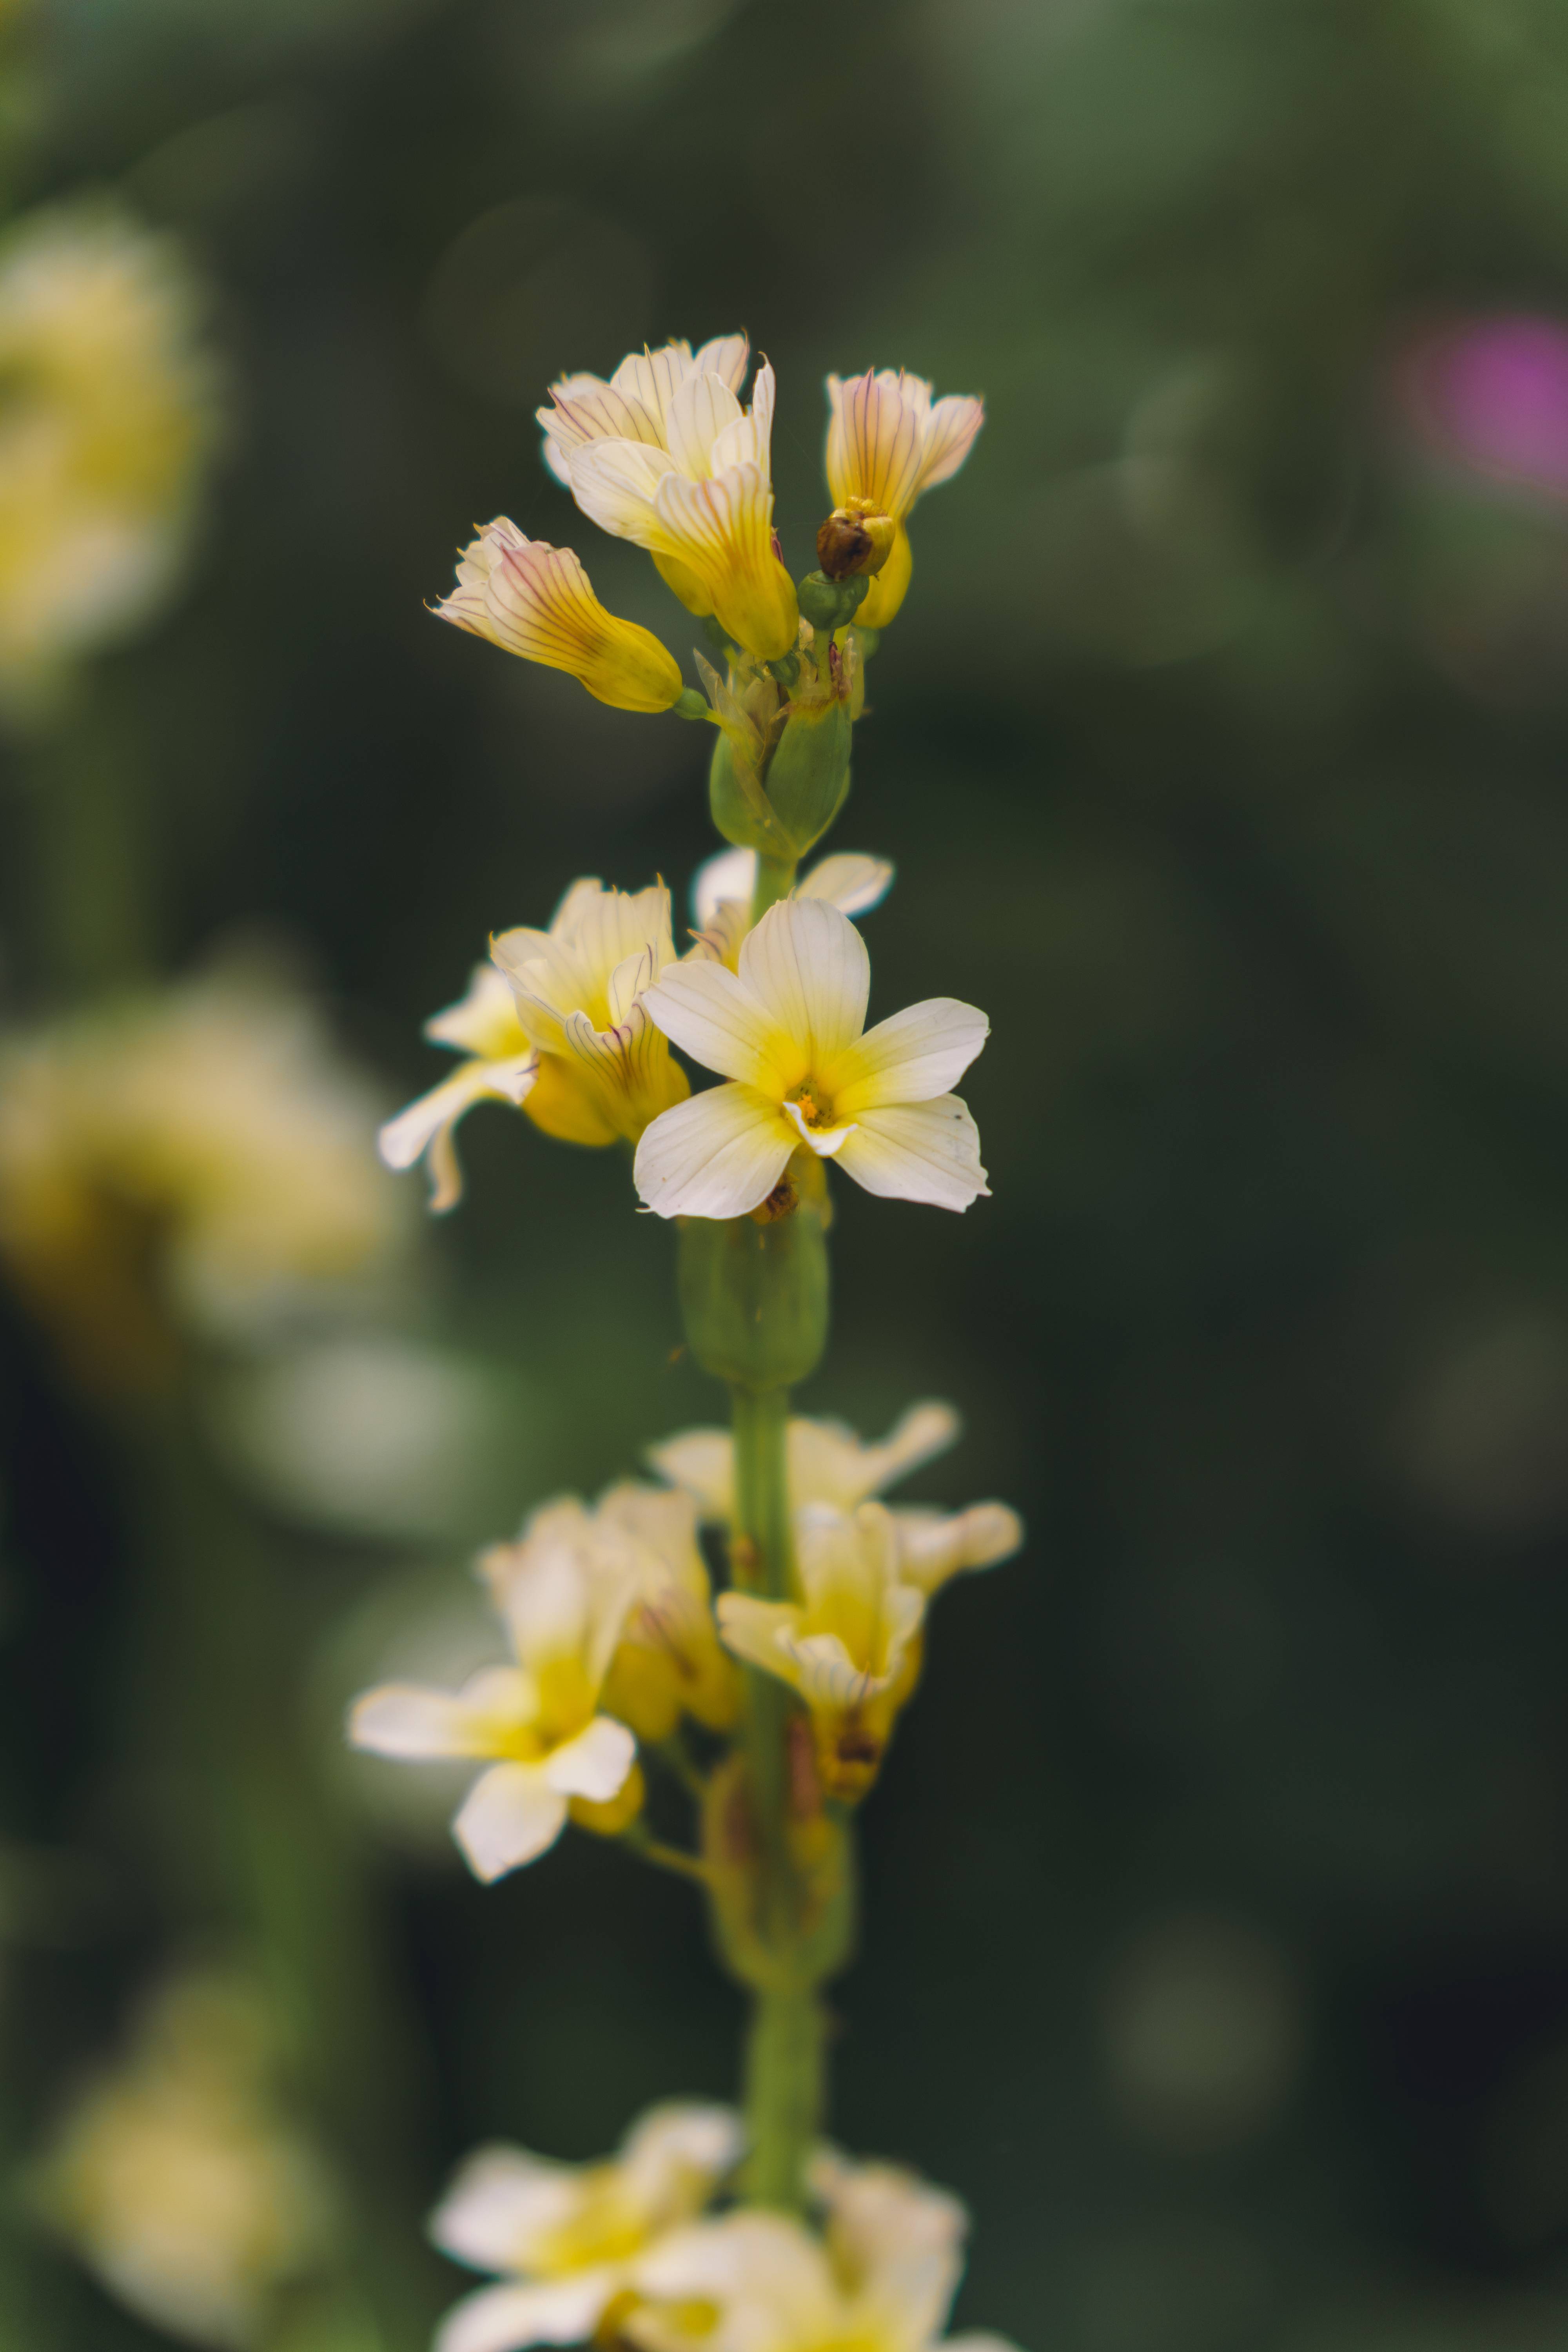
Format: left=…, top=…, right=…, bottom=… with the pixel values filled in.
left=816, top=497, right=897, bottom=581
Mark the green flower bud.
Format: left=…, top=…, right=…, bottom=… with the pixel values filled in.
left=708, top=728, right=794, bottom=858
left=795, top=570, right=869, bottom=633
left=678, top=1202, right=829, bottom=1390
left=763, top=693, right=851, bottom=858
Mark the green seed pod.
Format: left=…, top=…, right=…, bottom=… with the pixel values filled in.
left=678, top=1203, right=829, bottom=1390
left=764, top=695, right=852, bottom=858
left=709, top=729, right=792, bottom=857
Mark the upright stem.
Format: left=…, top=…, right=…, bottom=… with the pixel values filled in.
left=751, top=856, right=796, bottom=927
left=730, top=1379, right=822, bottom=2210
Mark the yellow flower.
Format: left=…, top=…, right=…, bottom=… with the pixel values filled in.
left=592, top=1484, right=742, bottom=1741
left=690, top=847, right=894, bottom=974
left=429, top=2103, right=741, bottom=2352
left=0, top=199, right=221, bottom=700
left=0, top=970, right=406, bottom=1388
left=30, top=1970, right=330, bottom=2351
left=824, top=370, right=984, bottom=629
left=633, top=900, right=989, bottom=1220
left=646, top=1399, right=1022, bottom=1594
left=626, top=2152, right=1016, bottom=2352
left=379, top=881, right=692, bottom=1208
left=348, top=1501, right=642, bottom=1881
left=542, top=336, right=798, bottom=662
left=434, top=519, right=686, bottom=712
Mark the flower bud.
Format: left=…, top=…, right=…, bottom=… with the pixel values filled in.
left=678, top=1201, right=829, bottom=1390
left=816, top=496, right=897, bottom=581
left=762, top=693, right=851, bottom=858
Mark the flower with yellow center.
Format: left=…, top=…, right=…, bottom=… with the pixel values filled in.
left=378, top=880, right=691, bottom=1209
left=633, top=900, right=989, bottom=1220
left=348, top=1504, right=641, bottom=1881
left=625, top=2151, right=1018, bottom=2352
left=690, top=846, right=895, bottom=975
left=0, top=969, right=407, bottom=1388
left=824, top=370, right=984, bottom=630
left=29, top=1971, right=329, bottom=2352
left=433, top=519, right=686, bottom=713
left=0, top=199, right=221, bottom=702
left=646, top=1401, right=1023, bottom=1595
left=543, top=336, right=798, bottom=662
left=429, top=2103, right=741, bottom=2352
left=717, top=1503, right=929, bottom=1802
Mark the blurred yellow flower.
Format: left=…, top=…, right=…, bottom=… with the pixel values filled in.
left=0, top=198, right=221, bottom=701
left=434, top=519, right=686, bottom=711
left=824, top=370, right=984, bottom=628
left=349, top=1496, right=642, bottom=1880
left=429, top=2101, right=741, bottom=2352
left=541, top=336, right=799, bottom=661
left=626, top=2150, right=1015, bottom=2352
left=0, top=968, right=407, bottom=1387
left=30, top=1970, right=330, bottom=2350
left=689, top=846, right=894, bottom=974
left=590, top=1483, right=742, bottom=1741
left=380, top=880, right=691, bottom=1207
left=634, top=899, right=989, bottom=1220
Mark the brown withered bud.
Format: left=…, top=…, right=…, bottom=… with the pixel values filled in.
left=816, top=495, right=896, bottom=581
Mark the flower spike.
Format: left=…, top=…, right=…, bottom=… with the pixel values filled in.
left=435, top=519, right=686, bottom=713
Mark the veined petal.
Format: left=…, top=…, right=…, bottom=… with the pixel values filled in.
left=778, top=1627, right=889, bottom=1708
left=454, top=1762, right=568, bottom=1881
left=435, top=523, right=682, bottom=712
left=737, top=899, right=869, bottom=1067
left=540, top=372, right=667, bottom=458
left=713, top=1594, right=803, bottom=1688
left=377, top=1054, right=540, bottom=1213
left=633, top=1083, right=795, bottom=1220
left=693, top=333, right=750, bottom=394
left=348, top=1672, right=529, bottom=1760
left=833, top=1096, right=989, bottom=1212
left=567, top=440, right=677, bottom=550
left=543, top=1714, right=636, bottom=1801
left=640, top=959, right=796, bottom=1090
left=892, top=1503, right=1024, bottom=1593
left=427, top=963, right=532, bottom=1057
left=644, top=1428, right=734, bottom=1519
left=650, top=463, right=797, bottom=661
left=797, top=853, right=894, bottom=918
left=916, top=393, right=985, bottom=493
left=436, top=2275, right=621, bottom=2352
left=664, top=370, right=744, bottom=480
left=827, top=998, right=989, bottom=1114
left=611, top=341, right=697, bottom=435
left=825, top=369, right=930, bottom=520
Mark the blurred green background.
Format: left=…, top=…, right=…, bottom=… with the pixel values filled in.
left=7, top=0, right=1568, bottom=2346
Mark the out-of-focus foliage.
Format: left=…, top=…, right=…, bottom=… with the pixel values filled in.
left=3, top=0, right=1568, bottom=2348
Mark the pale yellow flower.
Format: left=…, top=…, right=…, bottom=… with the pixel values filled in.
left=824, top=370, right=984, bottom=629
left=690, top=846, right=894, bottom=974
left=646, top=1401, right=1022, bottom=1595
left=430, top=2102, right=741, bottom=2352
left=0, top=198, right=221, bottom=698
left=633, top=900, right=989, bottom=1220
left=541, top=335, right=798, bottom=662
left=590, top=1483, right=742, bottom=1741
left=626, top=2152, right=1018, bottom=2352
left=30, top=1971, right=329, bottom=2350
left=0, top=969, right=405, bottom=1386
left=348, top=1501, right=641, bottom=1881
left=379, top=880, right=691, bottom=1209
left=434, top=519, right=686, bottom=712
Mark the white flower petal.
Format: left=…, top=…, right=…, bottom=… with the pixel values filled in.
left=426, top=964, right=532, bottom=1056
left=633, top=1083, right=795, bottom=1220
left=644, top=1428, right=734, bottom=1519
left=543, top=1714, right=636, bottom=1802
left=691, top=846, right=755, bottom=929
left=915, top=394, right=985, bottom=494
left=816, top=2156, right=967, bottom=2345
left=640, top=960, right=790, bottom=1091
left=619, top=2102, right=744, bottom=2191
left=737, top=900, right=869, bottom=1066
left=454, top=1764, right=568, bottom=1881
left=429, top=2147, right=578, bottom=2273
left=436, top=2276, right=621, bottom=2352
left=377, top=1054, right=540, bottom=1212
left=566, top=439, right=677, bottom=548
left=780, top=1098, right=855, bottom=1158
left=348, top=1681, right=511, bottom=1760
left=693, top=334, right=750, bottom=394
left=664, top=370, right=744, bottom=479
left=833, top=1096, right=989, bottom=1212
left=797, top=853, right=894, bottom=918
left=829, top=999, right=988, bottom=1113
left=714, top=1594, right=800, bottom=1685
left=892, top=1503, right=1024, bottom=1592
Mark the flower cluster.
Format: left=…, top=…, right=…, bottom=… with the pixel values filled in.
left=425, top=2101, right=1016, bottom=2352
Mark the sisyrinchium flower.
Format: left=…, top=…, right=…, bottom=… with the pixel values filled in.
left=540, top=335, right=799, bottom=662
left=633, top=899, right=989, bottom=1220
left=690, top=846, right=895, bottom=974
left=379, top=879, right=691, bottom=1209
left=348, top=1503, right=642, bottom=1881
left=625, top=2151, right=1020, bottom=2352
left=433, top=519, right=687, bottom=713
left=510, top=1485, right=741, bottom=1746
left=430, top=2102, right=741, bottom=2352
left=823, top=370, right=984, bottom=630
left=646, top=1401, right=1023, bottom=1594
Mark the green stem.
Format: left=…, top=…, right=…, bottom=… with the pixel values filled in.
left=744, top=1986, right=824, bottom=2212
left=750, top=856, right=796, bottom=927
